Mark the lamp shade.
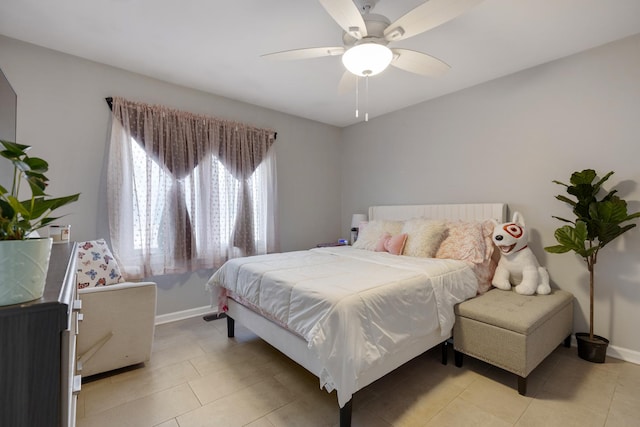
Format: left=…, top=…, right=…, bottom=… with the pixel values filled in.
left=351, top=214, right=368, bottom=229
left=342, top=43, right=393, bottom=77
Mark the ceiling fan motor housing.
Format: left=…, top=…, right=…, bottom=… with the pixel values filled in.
left=342, top=13, right=390, bottom=46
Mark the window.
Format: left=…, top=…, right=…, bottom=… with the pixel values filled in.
left=107, top=97, right=277, bottom=279
left=130, top=139, right=167, bottom=250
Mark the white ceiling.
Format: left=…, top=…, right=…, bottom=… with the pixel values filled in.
left=1, top=0, right=639, bottom=127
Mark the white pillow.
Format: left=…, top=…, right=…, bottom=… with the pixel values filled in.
left=401, top=218, right=447, bottom=258
left=352, top=220, right=404, bottom=251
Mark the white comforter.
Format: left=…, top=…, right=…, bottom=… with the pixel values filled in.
left=207, top=246, right=478, bottom=407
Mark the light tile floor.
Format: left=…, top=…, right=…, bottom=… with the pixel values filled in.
left=76, top=316, right=640, bottom=427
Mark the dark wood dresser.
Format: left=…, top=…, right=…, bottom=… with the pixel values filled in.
left=0, top=242, right=80, bottom=427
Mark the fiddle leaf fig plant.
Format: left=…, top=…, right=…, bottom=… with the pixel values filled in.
left=545, top=169, right=640, bottom=341
left=0, top=140, right=80, bottom=240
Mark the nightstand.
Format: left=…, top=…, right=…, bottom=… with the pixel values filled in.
left=316, top=241, right=348, bottom=248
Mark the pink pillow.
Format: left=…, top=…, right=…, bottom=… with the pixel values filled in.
left=435, top=220, right=497, bottom=294
left=375, top=233, right=408, bottom=255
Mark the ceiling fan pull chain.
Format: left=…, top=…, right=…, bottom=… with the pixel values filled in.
left=365, top=74, right=369, bottom=122
left=355, top=75, right=359, bottom=118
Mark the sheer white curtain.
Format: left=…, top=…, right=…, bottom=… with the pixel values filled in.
left=107, top=97, right=278, bottom=279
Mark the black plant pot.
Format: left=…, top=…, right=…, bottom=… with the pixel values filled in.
left=576, top=332, right=609, bottom=363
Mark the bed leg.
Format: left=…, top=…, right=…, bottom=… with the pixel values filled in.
left=441, top=340, right=449, bottom=365
left=564, top=334, right=571, bottom=348
left=454, top=349, right=463, bottom=368
left=227, top=316, right=235, bottom=338
left=339, top=400, right=352, bottom=427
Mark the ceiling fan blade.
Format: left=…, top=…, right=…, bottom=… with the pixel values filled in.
left=319, top=0, right=368, bottom=39
left=338, top=71, right=357, bottom=95
left=384, top=0, right=483, bottom=42
left=390, top=48, right=450, bottom=77
left=262, top=46, right=345, bottom=60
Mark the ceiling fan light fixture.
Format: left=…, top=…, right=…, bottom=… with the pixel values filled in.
left=342, top=43, right=392, bottom=76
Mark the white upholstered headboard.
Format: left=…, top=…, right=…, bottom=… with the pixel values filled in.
left=369, top=203, right=507, bottom=223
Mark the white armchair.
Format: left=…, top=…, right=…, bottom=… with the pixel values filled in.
left=75, top=240, right=157, bottom=378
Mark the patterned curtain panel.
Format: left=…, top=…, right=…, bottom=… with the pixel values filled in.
left=107, top=97, right=277, bottom=279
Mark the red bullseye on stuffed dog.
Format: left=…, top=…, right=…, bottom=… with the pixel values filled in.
left=504, top=224, right=523, bottom=238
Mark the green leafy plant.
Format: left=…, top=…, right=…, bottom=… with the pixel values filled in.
left=545, top=169, right=640, bottom=341
left=0, top=140, right=80, bottom=240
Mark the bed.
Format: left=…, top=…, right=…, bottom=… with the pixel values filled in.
left=207, top=203, right=507, bottom=426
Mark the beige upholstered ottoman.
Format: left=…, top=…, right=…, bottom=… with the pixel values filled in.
left=453, top=288, right=573, bottom=395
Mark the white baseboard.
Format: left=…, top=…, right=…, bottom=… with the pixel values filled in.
left=155, top=305, right=217, bottom=325
left=608, top=343, right=640, bottom=365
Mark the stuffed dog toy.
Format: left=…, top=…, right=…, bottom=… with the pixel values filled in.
left=491, top=212, right=551, bottom=295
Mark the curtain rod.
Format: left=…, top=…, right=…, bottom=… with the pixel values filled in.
left=104, top=97, right=277, bottom=140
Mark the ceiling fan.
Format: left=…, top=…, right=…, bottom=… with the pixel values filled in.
left=263, top=0, right=484, bottom=82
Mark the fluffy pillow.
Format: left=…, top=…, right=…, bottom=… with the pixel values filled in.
left=353, top=220, right=404, bottom=251
left=401, top=218, right=447, bottom=258
left=436, top=220, right=497, bottom=294
left=375, top=232, right=408, bottom=255
left=76, top=239, right=124, bottom=289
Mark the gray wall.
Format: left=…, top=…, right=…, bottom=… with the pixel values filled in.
left=0, top=35, right=343, bottom=316
left=3, top=30, right=640, bottom=361
left=341, top=34, right=640, bottom=359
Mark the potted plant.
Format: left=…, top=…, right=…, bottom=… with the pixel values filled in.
left=544, top=169, right=640, bottom=363
left=0, top=140, right=79, bottom=306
